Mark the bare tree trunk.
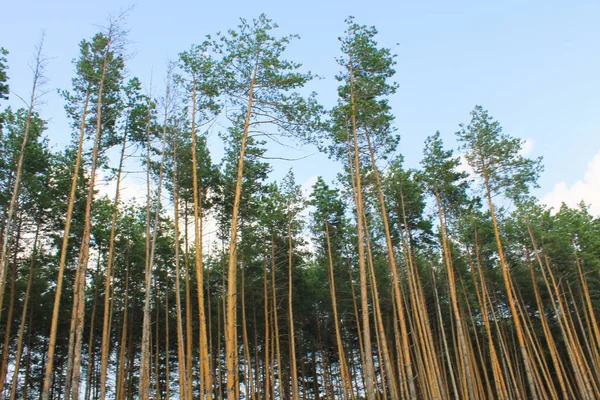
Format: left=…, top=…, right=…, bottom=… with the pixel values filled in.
left=271, top=235, right=284, bottom=398
left=347, top=70, right=377, bottom=398
left=115, top=266, right=130, bottom=400
left=241, top=254, right=255, bottom=399
left=165, top=281, right=170, bottom=399
left=468, top=236, right=510, bottom=399
left=287, top=217, right=300, bottom=400
left=325, top=221, right=353, bottom=400
left=433, top=189, right=477, bottom=399
left=362, top=217, right=398, bottom=400
left=0, top=216, right=22, bottom=396
left=99, top=115, right=128, bottom=400
left=9, top=219, right=40, bottom=400
left=184, top=204, right=194, bottom=399
left=140, top=94, right=156, bottom=399
left=189, top=72, right=213, bottom=400
left=140, top=105, right=168, bottom=399
left=0, top=36, right=46, bottom=322
left=83, top=260, right=101, bottom=400
left=431, top=270, right=460, bottom=399
left=172, top=141, right=190, bottom=400
left=41, top=76, right=91, bottom=400
left=263, top=235, right=271, bottom=400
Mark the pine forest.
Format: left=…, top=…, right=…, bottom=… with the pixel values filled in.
left=1, top=10, right=599, bottom=400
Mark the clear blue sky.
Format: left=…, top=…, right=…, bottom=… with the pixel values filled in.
left=2, top=0, right=600, bottom=209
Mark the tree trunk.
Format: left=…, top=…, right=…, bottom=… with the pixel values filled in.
left=434, top=189, right=476, bottom=399
left=41, top=90, right=91, bottom=400
left=9, top=219, right=40, bottom=400
left=347, top=68, right=377, bottom=399
left=0, top=216, right=22, bottom=396
left=99, top=117, right=128, bottom=400
left=263, top=235, right=271, bottom=400
left=226, top=64, right=258, bottom=400
left=83, top=260, right=101, bottom=400
left=172, top=142, right=190, bottom=400
left=325, top=221, right=353, bottom=400
left=0, top=38, right=45, bottom=323
left=69, top=34, right=114, bottom=396
left=241, top=254, right=255, bottom=399
left=287, top=217, right=300, bottom=400
left=482, top=164, right=538, bottom=399
left=189, top=72, right=213, bottom=400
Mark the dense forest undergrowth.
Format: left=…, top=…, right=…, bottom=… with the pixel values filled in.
left=0, top=11, right=599, bottom=400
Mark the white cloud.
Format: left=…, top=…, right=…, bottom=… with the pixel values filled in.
left=300, top=175, right=319, bottom=199
left=542, top=150, right=600, bottom=216
left=95, top=171, right=147, bottom=207
left=457, top=154, right=475, bottom=177
left=521, top=138, right=534, bottom=156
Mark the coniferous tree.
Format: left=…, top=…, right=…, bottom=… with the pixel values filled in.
left=215, top=14, right=321, bottom=399
left=457, top=105, right=544, bottom=399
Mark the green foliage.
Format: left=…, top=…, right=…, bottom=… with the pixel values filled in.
left=327, top=17, right=399, bottom=161
left=176, top=41, right=221, bottom=122
left=421, top=131, right=469, bottom=214
left=217, top=14, right=323, bottom=141
left=0, top=47, right=8, bottom=104
left=457, top=105, right=543, bottom=201
left=386, top=156, right=433, bottom=247
left=63, top=31, right=126, bottom=152
left=0, top=107, right=50, bottom=209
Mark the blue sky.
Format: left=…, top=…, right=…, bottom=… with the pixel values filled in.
left=2, top=0, right=600, bottom=213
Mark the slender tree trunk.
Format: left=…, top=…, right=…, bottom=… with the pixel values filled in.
left=115, top=265, right=129, bottom=400
left=433, top=189, right=476, bottom=399
left=0, top=216, right=22, bottom=396
left=362, top=217, right=398, bottom=400
left=431, top=270, right=460, bottom=399
left=573, top=236, right=600, bottom=367
left=263, top=235, right=271, bottom=400
left=41, top=89, right=91, bottom=400
left=99, top=118, right=128, bottom=400
left=155, top=287, right=162, bottom=399
left=347, top=67, right=377, bottom=399
left=482, top=164, right=538, bottom=399
left=142, top=70, right=173, bottom=397
left=69, top=33, right=116, bottom=396
left=184, top=205, right=194, bottom=399
left=363, top=129, right=415, bottom=400
left=172, top=142, right=189, bottom=400
left=9, top=219, right=40, bottom=400
left=83, top=260, right=101, bottom=400
left=241, top=254, right=255, bottom=399
left=271, top=235, right=284, bottom=398
left=140, top=106, right=168, bottom=399
left=469, top=236, right=510, bottom=399
left=325, top=221, right=353, bottom=400
left=189, top=72, right=213, bottom=400
left=529, top=230, right=596, bottom=399
left=226, top=63, right=258, bottom=400
left=287, top=216, right=300, bottom=400
left=165, top=281, right=170, bottom=399
left=140, top=95, right=156, bottom=398
left=0, top=38, right=45, bottom=322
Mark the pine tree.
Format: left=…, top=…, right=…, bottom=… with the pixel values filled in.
left=216, top=14, right=321, bottom=399
left=457, top=105, right=544, bottom=399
